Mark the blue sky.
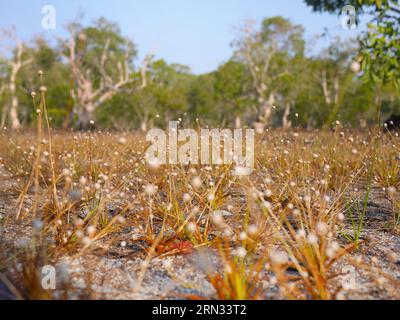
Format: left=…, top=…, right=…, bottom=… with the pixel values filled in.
left=0, top=0, right=364, bottom=74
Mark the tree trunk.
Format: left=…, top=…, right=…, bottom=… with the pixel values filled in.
left=140, top=121, right=147, bottom=132
left=1, top=104, right=9, bottom=129
left=282, top=102, right=292, bottom=129
left=139, top=109, right=150, bottom=132
left=321, top=70, right=332, bottom=105
left=254, top=122, right=265, bottom=134
left=259, top=92, right=275, bottom=126
left=5, top=39, right=31, bottom=130
left=375, top=85, right=382, bottom=124
left=77, top=106, right=95, bottom=130
left=9, top=83, right=21, bottom=130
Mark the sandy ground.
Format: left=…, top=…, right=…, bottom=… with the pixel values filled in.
left=0, top=166, right=399, bottom=300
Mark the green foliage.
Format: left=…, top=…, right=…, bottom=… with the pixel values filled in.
left=1, top=13, right=398, bottom=130
left=214, top=60, right=250, bottom=122
left=304, top=0, right=390, bottom=12
left=98, top=59, right=194, bottom=129
left=79, top=18, right=137, bottom=84
left=305, top=0, right=400, bottom=89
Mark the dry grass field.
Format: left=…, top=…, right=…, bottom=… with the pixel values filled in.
left=1, top=118, right=399, bottom=299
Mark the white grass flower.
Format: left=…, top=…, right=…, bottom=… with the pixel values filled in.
left=207, top=193, right=215, bottom=202
left=192, top=206, right=200, bottom=214
left=270, top=250, right=289, bottom=265
left=223, top=228, right=233, bottom=238
left=264, top=189, right=272, bottom=197
left=186, top=222, right=196, bottom=233
left=62, top=168, right=72, bottom=177
left=163, top=258, right=173, bottom=269
left=307, top=232, right=318, bottom=246
left=191, top=176, right=202, bottom=189
left=337, top=213, right=345, bottom=221
left=239, top=231, right=248, bottom=240
left=86, top=225, right=96, bottom=237
left=148, top=157, right=161, bottom=170
left=235, top=246, right=247, bottom=258
left=82, top=237, right=91, bottom=246
left=296, top=229, right=306, bottom=240
left=326, top=241, right=340, bottom=258
left=263, top=201, right=272, bottom=210
left=336, top=292, right=346, bottom=300
left=303, top=195, right=311, bottom=203
left=211, top=211, right=223, bottom=225
left=388, top=186, right=396, bottom=195
left=247, top=224, right=258, bottom=236
left=232, top=166, right=251, bottom=176
left=316, top=221, right=328, bottom=235
left=116, top=216, right=126, bottom=224
left=144, top=184, right=157, bottom=196
left=79, top=176, right=87, bottom=185
left=118, top=137, right=127, bottom=145
left=224, top=264, right=232, bottom=274
left=183, top=193, right=191, bottom=202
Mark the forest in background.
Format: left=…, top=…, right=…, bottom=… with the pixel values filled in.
left=0, top=0, right=399, bottom=131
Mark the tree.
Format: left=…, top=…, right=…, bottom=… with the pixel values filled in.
left=98, top=59, right=193, bottom=130
left=214, top=60, right=251, bottom=128
left=233, top=17, right=305, bottom=127
left=316, top=38, right=357, bottom=125
left=275, top=53, right=310, bottom=129
left=304, top=0, right=400, bottom=89
left=30, top=38, right=71, bottom=127
left=60, top=18, right=149, bottom=129
left=0, top=28, right=33, bottom=130
left=186, top=73, right=216, bottom=125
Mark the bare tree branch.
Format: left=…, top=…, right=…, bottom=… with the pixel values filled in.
left=64, top=25, right=150, bottom=128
